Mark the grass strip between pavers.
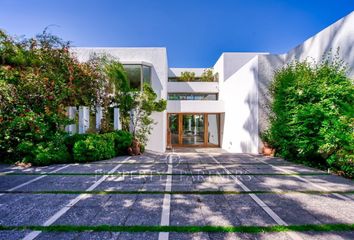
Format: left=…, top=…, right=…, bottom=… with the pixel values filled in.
left=84, top=162, right=295, bottom=165
left=0, top=224, right=353, bottom=233
left=3, top=172, right=330, bottom=176
left=1, top=190, right=353, bottom=195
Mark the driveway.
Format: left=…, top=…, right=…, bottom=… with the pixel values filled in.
left=0, top=151, right=353, bottom=240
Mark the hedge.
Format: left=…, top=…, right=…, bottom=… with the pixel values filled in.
left=72, top=130, right=132, bottom=163
left=16, top=134, right=71, bottom=166
left=10, top=130, right=133, bottom=166
left=264, top=55, right=354, bottom=178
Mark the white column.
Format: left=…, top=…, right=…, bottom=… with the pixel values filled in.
left=114, top=108, right=121, bottom=130
left=129, top=110, right=134, bottom=133
left=194, top=116, right=197, bottom=144
left=79, top=106, right=89, bottom=134
left=65, top=106, right=77, bottom=135
left=96, top=106, right=103, bottom=131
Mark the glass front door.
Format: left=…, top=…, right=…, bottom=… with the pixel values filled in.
left=168, top=114, right=179, bottom=145
left=182, top=114, right=204, bottom=145
left=167, top=113, right=220, bottom=147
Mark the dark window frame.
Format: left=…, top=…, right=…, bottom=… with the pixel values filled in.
left=123, top=64, right=152, bottom=91
left=168, top=93, right=218, bottom=101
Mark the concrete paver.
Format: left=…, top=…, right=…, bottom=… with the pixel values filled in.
left=0, top=152, right=353, bottom=240
left=0, top=194, right=78, bottom=226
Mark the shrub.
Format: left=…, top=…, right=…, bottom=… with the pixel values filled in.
left=0, top=30, right=117, bottom=165
left=72, top=131, right=132, bottom=162
left=200, top=69, right=215, bottom=82
left=16, top=141, right=36, bottom=163
left=16, top=134, right=70, bottom=166
left=265, top=54, right=354, bottom=177
left=64, top=133, right=93, bottom=158
left=73, top=134, right=115, bottom=162
left=33, top=141, right=70, bottom=166
left=140, top=144, right=145, bottom=153
left=113, top=130, right=133, bottom=155
left=180, top=71, right=196, bottom=81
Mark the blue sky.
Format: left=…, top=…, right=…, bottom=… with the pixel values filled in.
left=1, top=0, right=353, bottom=67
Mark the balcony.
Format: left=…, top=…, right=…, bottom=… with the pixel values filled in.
left=167, top=100, right=225, bottom=113
left=167, top=81, right=219, bottom=93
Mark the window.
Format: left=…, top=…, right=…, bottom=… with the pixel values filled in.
left=143, top=65, right=151, bottom=85
left=167, top=113, right=220, bottom=146
left=168, top=77, right=203, bottom=82
left=123, top=64, right=152, bottom=90
left=168, top=93, right=218, bottom=101
left=124, top=65, right=141, bottom=90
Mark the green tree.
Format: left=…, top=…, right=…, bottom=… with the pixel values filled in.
left=264, top=54, right=354, bottom=177
left=105, top=61, right=134, bottom=131
left=0, top=29, right=106, bottom=163
left=130, top=83, right=167, bottom=145
left=105, top=61, right=166, bottom=145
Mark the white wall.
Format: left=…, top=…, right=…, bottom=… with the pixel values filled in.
left=220, top=56, right=259, bottom=153
left=222, top=52, right=267, bottom=80
left=257, top=54, right=286, bottom=134
left=69, top=11, right=354, bottom=154
left=257, top=11, right=354, bottom=151
left=207, top=114, right=219, bottom=145
left=213, top=53, right=225, bottom=83
left=72, top=47, right=168, bottom=153
left=286, top=11, right=354, bottom=77
left=167, top=100, right=224, bottom=113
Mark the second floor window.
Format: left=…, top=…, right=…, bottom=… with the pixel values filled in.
left=168, top=93, right=218, bottom=101
left=123, top=64, right=152, bottom=90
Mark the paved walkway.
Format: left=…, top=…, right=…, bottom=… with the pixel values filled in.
left=0, top=152, right=353, bottom=240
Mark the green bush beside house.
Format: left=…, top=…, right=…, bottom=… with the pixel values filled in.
left=16, top=134, right=71, bottom=166
left=263, top=55, right=354, bottom=178
left=10, top=131, right=133, bottom=166
left=0, top=30, right=139, bottom=166
left=72, top=131, right=132, bottom=163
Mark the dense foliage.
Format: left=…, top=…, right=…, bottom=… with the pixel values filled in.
left=0, top=29, right=166, bottom=164
left=200, top=69, right=215, bottom=82
left=264, top=56, right=354, bottom=177
left=130, top=83, right=167, bottom=145
left=72, top=130, right=132, bottom=162
left=0, top=29, right=107, bottom=163
left=13, top=131, right=132, bottom=165
left=180, top=71, right=196, bottom=81
left=0, top=30, right=134, bottom=165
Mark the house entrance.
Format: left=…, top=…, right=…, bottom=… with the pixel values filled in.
left=167, top=113, right=220, bottom=148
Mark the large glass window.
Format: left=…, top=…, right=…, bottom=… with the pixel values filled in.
left=168, top=114, right=179, bottom=145
left=168, top=93, right=218, bottom=101
left=124, top=65, right=141, bottom=90
left=123, top=64, right=152, bottom=90
left=182, top=114, right=204, bottom=145
left=143, top=65, right=151, bottom=85
left=167, top=113, right=220, bottom=147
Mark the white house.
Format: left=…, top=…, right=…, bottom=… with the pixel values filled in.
left=72, top=11, right=354, bottom=154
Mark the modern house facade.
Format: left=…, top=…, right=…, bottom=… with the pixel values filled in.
left=72, top=11, right=354, bottom=154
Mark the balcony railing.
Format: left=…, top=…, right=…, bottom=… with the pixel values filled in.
left=167, top=100, right=225, bottom=113
left=168, top=76, right=218, bottom=82
left=168, top=93, right=218, bottom=101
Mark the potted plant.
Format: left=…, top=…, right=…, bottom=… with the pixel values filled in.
left=260, top=131, right=275, bottom=156
left=127, top=138, right=141, bottom=155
